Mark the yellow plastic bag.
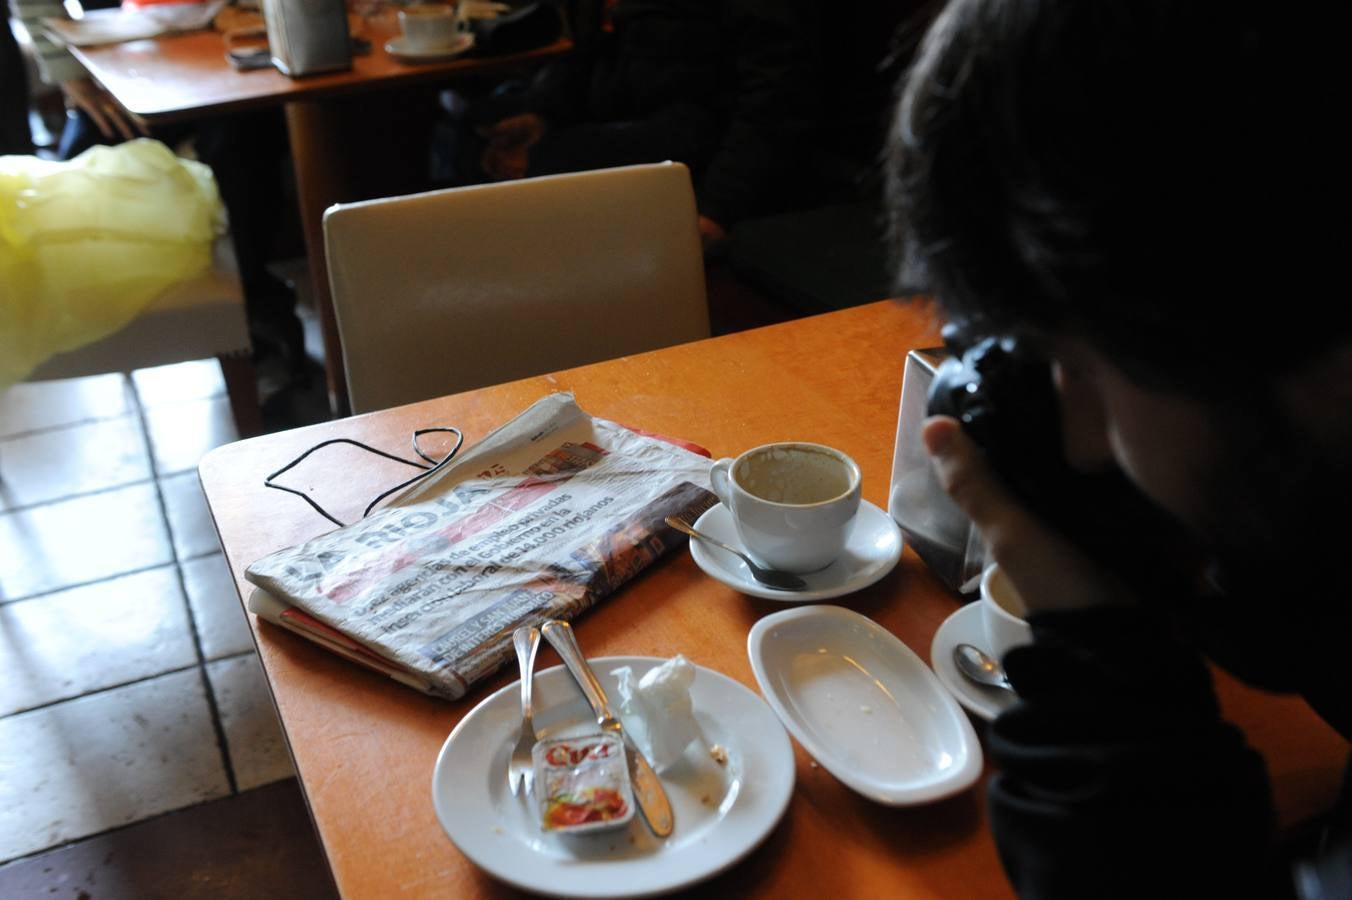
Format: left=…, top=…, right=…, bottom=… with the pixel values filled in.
left=0, top=138, right=225, bottom=388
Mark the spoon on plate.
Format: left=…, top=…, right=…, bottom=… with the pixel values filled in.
left=953, top=643, right=1015, bottom=692
left=665, top=516, right=808, bottom=591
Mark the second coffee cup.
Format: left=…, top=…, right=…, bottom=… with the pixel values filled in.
left=709, top=442, right=861, bottom=574
left=980, top=564, right=1032, bottom=662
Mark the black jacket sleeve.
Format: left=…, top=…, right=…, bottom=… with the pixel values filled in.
left=987, top=606, right=1287, bottom=899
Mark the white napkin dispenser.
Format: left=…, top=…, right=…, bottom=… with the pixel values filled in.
left=887, top=348, right=988, bottom=593
left=262, top=0, right=351, bottom=77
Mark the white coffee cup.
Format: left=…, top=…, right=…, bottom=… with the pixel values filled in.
left=980, top=564, right=1032, bottom=661
left=709, top=442, right=862, bottom=574
left=398, top=3, right=466, bottom=51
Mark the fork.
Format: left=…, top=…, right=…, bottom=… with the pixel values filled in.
left=507, top=624, right=541, bottom=796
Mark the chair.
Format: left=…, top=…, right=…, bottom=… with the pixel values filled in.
left=323, top=161, right=711, bottom=414
left=23, top=239, right=263, bottom=437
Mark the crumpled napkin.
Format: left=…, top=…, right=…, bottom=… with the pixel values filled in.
left=611, top=655, right=702, bottom=770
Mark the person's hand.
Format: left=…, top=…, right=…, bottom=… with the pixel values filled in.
left=697, top=215, right=727, bottom=254
left=478, top=113, right=546, bottom=181
left=922, top=415, right=1136, bottom=614
left=62, top=78, right=146, bottom=142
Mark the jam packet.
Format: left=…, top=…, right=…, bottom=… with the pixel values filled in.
left=532, top=734, right=635, bottom=833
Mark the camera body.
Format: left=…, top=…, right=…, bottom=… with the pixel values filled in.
left=926, top=334, right=1078, bottom=529
left=925, top=332, right=1194, bottom=599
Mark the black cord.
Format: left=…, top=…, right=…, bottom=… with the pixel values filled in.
left=263, top=427, right=465, bottom=527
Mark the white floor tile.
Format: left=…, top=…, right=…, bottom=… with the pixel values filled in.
left=160, top=473, right=220, bottom=560
left=0, top=483, right=173, bottom=601
left=0, top=567, right=196, bottom=717
left=0, top=375, right=133, bottom=439
left=144, top=396, right=239, bottom=477
left=206, top=655, right=294, bottom=792
left=0, top=669, right=231, bottom=863
left=131, top=360, right=225, bottom=409
left=181, top=554, right=254, bottom=660
left=0, top=416, right=151, bottom=512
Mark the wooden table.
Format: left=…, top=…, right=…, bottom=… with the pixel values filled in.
left=198, top=302, right=1350, bottom=898
left=71, top=22, right=571, bottom=415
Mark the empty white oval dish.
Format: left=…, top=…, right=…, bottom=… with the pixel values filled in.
left=747, top=605, right=983, bottom=805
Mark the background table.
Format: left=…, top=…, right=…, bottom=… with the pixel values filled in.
left=199, top=302, right=1350, bottom=897
left=72, top=23, right=571, bottom=414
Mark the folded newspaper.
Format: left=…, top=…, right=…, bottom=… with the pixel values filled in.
left=245, top=394, right=717, bottom=699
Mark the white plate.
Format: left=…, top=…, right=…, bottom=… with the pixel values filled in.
left=748, top=605, right=982, bottom=805
left=432, top=656, right=795, bottom=898
left=385, top=32, right=475, bottom=63
left=689, top=501, right=903, bottom=602
left=930, top=601, right=1018, bottom=722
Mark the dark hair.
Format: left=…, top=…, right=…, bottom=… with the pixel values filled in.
left=886, top=0, right=1344, bottom=390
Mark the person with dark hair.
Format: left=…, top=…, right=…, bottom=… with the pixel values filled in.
left=440, top=0, right=822, bottom=253
left=8, top=0, right=307, bottom=388
left=9, top=0, right=147, bottom=153
left=887, top=1, right=1349, bottom=898
left=2, top=2, right=32, bottom=154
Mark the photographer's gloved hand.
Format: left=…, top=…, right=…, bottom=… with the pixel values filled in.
left=922, top=415, right=1137, bottom=614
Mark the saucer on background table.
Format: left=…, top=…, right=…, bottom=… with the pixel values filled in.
left=385, top=32, right=474, bottom=63
left=930, top=602, right=1017, bottom=722
left=688, top=500, right=903, bottom=602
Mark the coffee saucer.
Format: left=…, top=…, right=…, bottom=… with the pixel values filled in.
left=930, top=602, right=1018, bottom=722
left=385, top=32, right=474, bottom=64
left=688, top=500, right=902, bottom=602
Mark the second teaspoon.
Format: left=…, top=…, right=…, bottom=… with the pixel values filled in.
left=953, top=643, right=1016, bottom=692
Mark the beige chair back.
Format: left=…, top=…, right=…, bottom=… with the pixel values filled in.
left=323, top=161, right=711, bottom=414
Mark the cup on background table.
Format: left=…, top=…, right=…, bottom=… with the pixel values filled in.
left=709, top=442, right=862, bottom=574
left=981, top=564, right=1032, bottom=661
left=397, top=3, right=468, bottom=51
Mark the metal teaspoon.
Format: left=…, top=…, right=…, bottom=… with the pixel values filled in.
left=665, top=516, right=808, bottom=591
left=953, top=643, right=1016, bottom=692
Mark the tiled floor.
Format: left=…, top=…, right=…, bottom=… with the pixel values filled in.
left=0, top=360, right=333, bottom=896
left=0, top=270, right=797, bottom=896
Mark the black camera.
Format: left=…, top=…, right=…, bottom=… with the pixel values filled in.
left=927, top=330, right=1195, bottom=598
left=927, top=333, right=1064, bottom=507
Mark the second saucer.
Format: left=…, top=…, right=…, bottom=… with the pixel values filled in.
left=929, top=602, right=1018, bottom=722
